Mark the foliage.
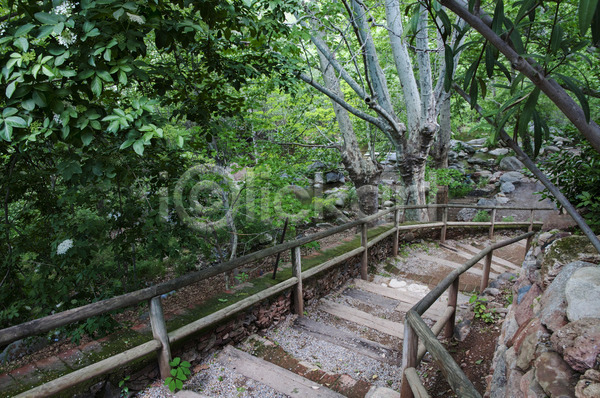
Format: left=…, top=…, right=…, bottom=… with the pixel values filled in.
left=538, top=133, right=600, bottom=232
left=502, top=215, right=515, bottom=222
left=165, top=357, right=191, bottom=392
left=469, top=294, right=496, bottom=323
left=472, top=210, right=491, bottom=222
left=118, top=376, right=130, bottom=398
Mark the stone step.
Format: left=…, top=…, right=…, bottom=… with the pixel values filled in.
left=218, top=345, right=344, bottom=397
left=319, top=300, right=404, bottom=339
left=292, top=317, right=400, bottom=364
left=454, top=241, right=521, bottom=271
left=413, top=252, right=499, bottom=279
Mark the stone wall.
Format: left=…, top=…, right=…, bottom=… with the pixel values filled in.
left=487, top=232, right=600, bottom=398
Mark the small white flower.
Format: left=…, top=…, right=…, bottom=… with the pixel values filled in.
left=56, top=239, right=73, bottom=255
left=53, top=1, right=78, bottom=17
left=0, top=22, right=7, bottom=36
left=55, top=28, right=77, bottom=48
left=53, top=113, right=62, bottom=125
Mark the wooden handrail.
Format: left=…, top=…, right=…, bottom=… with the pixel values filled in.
left=4, top=204, right=551, bottom=397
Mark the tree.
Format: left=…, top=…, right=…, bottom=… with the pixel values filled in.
left=296, top=0, right=466, bottom=220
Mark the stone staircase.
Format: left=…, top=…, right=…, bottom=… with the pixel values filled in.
left=146, top=236, right=525, bottom=398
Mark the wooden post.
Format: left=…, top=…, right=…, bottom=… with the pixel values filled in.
left=400, top=320, right=418, bottom=398
left=149, top=296, right=171, bottom=379
left=361, top=222, right=369, bottom=280
left=436, top=186, right=448, bottom=222
left=291, top=246, right=304, bottom=316
left=441, top=206, right=448, bottom=244
left=444, top=278, right=459, bottom=339
left=393, top=209, right=400, bottom=256
left=480, top=252, right=493, bottom=292
left=525, top=210, right=534, bottom=255
left=489, top=208, right=497, bottom=239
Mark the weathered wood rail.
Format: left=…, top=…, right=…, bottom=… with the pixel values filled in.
left=400, top=231, right=536, bottom=398
left=0, top=203, right=554, bottom=397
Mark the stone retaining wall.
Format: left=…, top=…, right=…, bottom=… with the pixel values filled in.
left=486, top=232, right=600, bottom=398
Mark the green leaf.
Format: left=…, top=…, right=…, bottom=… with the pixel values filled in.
left=170, top=357, right=181, bottom=367
left=5, top=116, right=28, bottom=128
left=91, top=76, right=102, bottom=97
left=132, top=140, right=145, bottom=156
left=6, top=82, right=16, bottom=99
left=15, top=24, right=36, bottom=37
left=97, top=70, right=113, bottom=82
left=14, top=37, right=29, bottom=52
left=517, top=87, right=540, bottom=140
left=175, top=379, right=183, bottom=390
left=3, top=107, right=18, bottom=117
left=532, top=110, right=542, bottom=157
left=485, top=45, right=495, bottom=78
left=37, top=25, right=55, bottom=39
left=34, top=12, right=60, bottom=25
left=0, top=124, right=13, bottom=141
left=443, top=44, right=454, bottom=92
left=81, top=131, right=94, bottom=146
left=469, top=75, right=478, bottom=109
left=579, top=0, right=599, bottom=35
left=492, top=1, right=505, bottom=35
left=113, top=8, right=125, bottom=19
left=550, top=24, right=564, bottom=53
left=22, top=99, right=36, bottom=111
left=557, top=73, right=590, bottom=122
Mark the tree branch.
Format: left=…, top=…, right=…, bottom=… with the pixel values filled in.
left=441, top=0, right=600, bottom=153
left=453, top=83, right=600, bottom=254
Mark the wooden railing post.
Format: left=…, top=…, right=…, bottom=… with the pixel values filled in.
left=489, top=208, right=497, bottom=238
left=291, top=246, right=304, bottom=316
left=361, top=222, right=368, bottom=280
left=441, top=206, right=448, bottom=244
left=444, top=278, right=459, bottom=339
left=400, top=321, right=418, bottom=398
left=393, top=208, right=400, bottom=256
left=149, top=296, right=172, bottom=379
left=480, top=251, right=493, bottom=292
left=525, top=210, right=535, bottom=254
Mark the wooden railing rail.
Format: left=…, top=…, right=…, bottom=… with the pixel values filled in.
left=400, top=231, right=535, bottom=398
left=2, top=204, right=551, bottom=397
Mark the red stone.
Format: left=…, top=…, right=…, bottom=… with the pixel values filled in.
left=515, top=284, right=542, bottom=326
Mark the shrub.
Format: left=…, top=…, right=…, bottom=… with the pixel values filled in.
left=472, top=210, right=491, bottom=222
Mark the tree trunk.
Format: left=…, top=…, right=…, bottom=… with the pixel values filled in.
left=316, top=33, right=382, bottom=216
left=399, top=151, right=429, bottom=221
left=432, top=95, right=451, bottom=168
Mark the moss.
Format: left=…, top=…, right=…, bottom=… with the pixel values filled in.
left=541, top=235, right=600, bottom=277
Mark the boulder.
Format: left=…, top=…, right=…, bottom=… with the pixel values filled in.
left=501, top=182, right=516, bottom=194
left=506, top=369, right=525, bottom=398
left=544, top=145, right=560, bottom=154
left=533, top=352, right=577, bottom=398
left=538, top=261, right=595, bottom=332
left=520, top=369, right=547, bottom=398
left=500, top=156, right=525, bottom=171
left=307, top=161, right=327, bottom=172
left=467, top=138, right=487, bottom=146
left=515, top=284, right=543, bottom=326
left=489, top=148, right=510, bottom=156
left=500, top=171, right=525, bottom=184
left=576, top=369, right=600, bottom=398
left=457, top=207, right=478, bottom=221
left=477, top=198, right=497, bottom=208
left=383, top=200, right=394, bottom=208
left=490, top=345, right=508, bottom=398
left=385, top=152, right=397, bottom=162
left=325, top=171, right=345, bottom=184
left=551, top=318, right=600, bottom=372
left=565, top=267, right=600, bottom=321
left=541, top=236, right=600, bottom=287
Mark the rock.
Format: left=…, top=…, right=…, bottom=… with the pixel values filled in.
left=520, top=368, right=547, bottom=398
left=389, top=279, right=407, bottom=288
left=455, top=319, right=472, bottom=342
left=448, top=150, right=459, bottom=160
left=475, top=170, right=493, bottom=179
left=457, top=207, right=478, bottom=221
left=515, top=284, right=542, bottom=326
left=534, top=352, right=577, bottom=398
left=542, top=237, right=600, bottom=285
left=576, top=370, right=600, bottom=398
left=501, top=182, right=516, bottom=194
left=544, top=145, right=560, bottom=154
left=506, top=369, right=525, bottom=398
left=501, top=312, right=520, bottom=345
left=500, top=171, right=525, bottom=184
left=383, top=200, right=394, bottom=208
left=565, top=267, right=600, bottom=321
left=517, top=285, right=532, bottom=304
left=500, top=156, right=525, bottom=171
left=495, top=193, right=510, bottom=204
left=551, top=318, right=600, bottom=372
left=490, top=345, right=508, bottom=398
left=484, top=287, right=502, bottom=296
left=385, top=152, right=397, bottom=162
left=477, top=198, right=497, bottom=208
left=467, top=138, right=487, bottom=146
left=539, top=261, right=595, bottom=332
left=325, top=171, right=345, bottom=184
left=489, top=148, right=510, bottom=156
left=307, top=161, right=327, bottom=172
left=516, top=332, right=542, bottom=371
